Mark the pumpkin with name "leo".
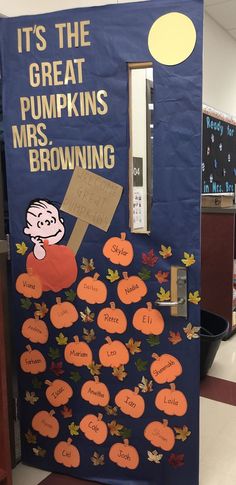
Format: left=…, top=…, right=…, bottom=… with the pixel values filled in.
left=32, top=410, right=59, bottom=438
left=50, top=297, right=78, bottom=329
left=155, top=383, right=188, bottom=417
left=77, top=272, right=107, bottom=304
left=64, top=336, right=93, bottom=367
left=97, top=302, right=127, bottom=334
left=99, top=336, right=129, bottom=368
left=103, top=232, right=134, bottom=266
left=150, top=353, right=182, bottom=384
left=54, top=438, right=80, bottom=468
left=81, top=376, right=110, bottom=407
left=20, top=345, right=46, bottom=375
left=16, top=268, right=42, bottom=299
left=117, top=272, right=147, bottom=304
left=80, top=413, right=108, bottom=444
left=115, top=387, right=145, bottom=418
left=21, top=315, right=49, bottom=344
left=45, top=379, right=73, bottom=407
left=132, top=302, right=164, bottom=335
left=144, top=419, right=175, bottom=451
left=109, top=439, right=139, bottom=470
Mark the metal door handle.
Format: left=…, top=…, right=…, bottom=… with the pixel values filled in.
left=156, top=298, right=185, bottom=307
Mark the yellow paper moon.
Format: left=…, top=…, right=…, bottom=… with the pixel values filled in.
left=148, top=12, right=196, bottom=66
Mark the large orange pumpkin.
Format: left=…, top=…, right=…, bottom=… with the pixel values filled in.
left=115, top=387, right=145, bottom=418
left=103, top=232, right=134, bottom=266
left=97, top=302, right=127, bottom=334
left=155, top=383, right=188, bottom=416
left=81, top=376, right=110, bottom=407
left=16, top=268, right=42, bottom=299
left=80, top=413, right=108, bottom=444
left=109, top=439, right=139, bottom=470
left=64, top=336, right=93, bottom=366
left=45, top=379, right=73, bottom=407
left=54, top=438, right=80, bottom=468
left=32, top=410, right=59, bottom=438
left=26, top=241, right=78, bottom=293
left=99, top=336, right=129, bottom=368
left=50, top=297, right=78, bottom=329
left=20, top=345, right=46, bottom=374
left=77, top=273, right=107, bottom=304
left=117, top=272, right=147, bottom=304
left=144, top=419, right=175, bottom=451
left=21, top=315, right=49, bottom=344
left=132, top=302, right=164, bottom=335
left=150, top=353, right=182, bottom=384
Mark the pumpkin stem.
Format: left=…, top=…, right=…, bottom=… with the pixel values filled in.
left=152, top=353, right=159, bottom=360
left=120, top=232, right=126, bottom=241
left=73, top=336, right=79, bottom=343
left=26, top=345, right=32, bottom=352
left=122, top=272, right=128, bottom=280
left=123, top=439, right=129, bottom=446
left=56, top=297, right=62, bottom=305
left=97, top=413, right=103, bottom=421
left=45, top=380, right=52, bottom=386
left=93, top=273, right=100, bottom=280
left=50, top=410, right=56, bottom=416
left=110, top=302, right=116, bottom=310
left=27, top=267, right=33, bottom=276
left=94, top=376, right=99, bottom=383
left=147, top=302, right=152, bottom=310
left=163, top=419, right=168, bottom=427
left=67, top=438, right=73, bottom=445
left=105, top=336, right=112, bottom=345
left=134, top=387, right=139, bottom=395
left=170, top=383, right=176, bottom=392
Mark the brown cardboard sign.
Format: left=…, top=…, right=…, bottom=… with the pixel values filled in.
left=61, top=167, right=123, bottom=253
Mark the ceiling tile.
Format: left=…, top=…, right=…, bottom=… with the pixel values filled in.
left=206, top=0, right=236, bottom=30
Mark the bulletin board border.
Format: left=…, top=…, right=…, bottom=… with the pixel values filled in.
left=203, top=104, right=236, bottom=126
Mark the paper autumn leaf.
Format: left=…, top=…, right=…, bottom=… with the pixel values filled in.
left=112, top=365, right=127, bottom=381
left=138, top=376, right=153, bottom=393
left=188, top=291, right=201, bottom=305
left=156, top=287, right=170, bottom=302
left=65, top=289, right=76, bottom=302
left=16, top=241, right=28, bottom=256
left=87, top=361, right=102, bottom=376
left=141, top=249, right=158, bottom=267
left=24, top=391, right=39, bottom=405
left=68, top=421, right=80, bottom=436
left=135, top=358, right=148, bottom=372
left=33, top=447, right=46, bottom=458
left=50, top=361, right=64, bottom=376
left=126, top=338, right=141, bottom=355
left=159, top=245, right=172, bottom=259
left=168, top=453, right=184, bottom=469
left=91, top=452, right=105, bottom=466
left=183, top=323, right=200, bottom=340
left=147, top=450, right=163, bottom=464
left=155, top=271, right=169, bottom=284
left=34, top=302, right=48, bottom=318
left=181, top=252, right=196, bottom=267
left=168, top=331, right=182, bottom=345
left=105, top=405, right=118, bottom=416
left=80, top=307, right=95, bottom=323
left=108, top=420, right=123, bottom=436
left=48, top=347, right=60, bottom=360
left=106, top=268, right=120, bottom=283
left=32, top=377, right=42, bottom=390
left=69, top=371, right=81, bottom=383
left=81, top=257, right=95, bottom=273
left=56, top=333, right=68, bottom=346
left=138, top=266, right=151, bottom=281
left=61, top=405, right=73, bottom=418
left=146, top=335, right=160, bottom=347
left=174, top=425, right=191, bottom=442
left=120, top=427, right=132, bottom=439
left=83, top=328, right=96, bottom=343
left=25, top=429, right=37, bottom=444
left=20, top=298, right=32, bottom=310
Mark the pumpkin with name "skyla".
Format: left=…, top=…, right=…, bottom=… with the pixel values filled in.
left=103, top=232, right=134, bottom=266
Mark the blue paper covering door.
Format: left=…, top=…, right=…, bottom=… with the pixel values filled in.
left=0, top=1, right=203, bottom=484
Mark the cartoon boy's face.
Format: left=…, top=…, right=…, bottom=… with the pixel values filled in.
left=24, top=200, right=65, bottom=245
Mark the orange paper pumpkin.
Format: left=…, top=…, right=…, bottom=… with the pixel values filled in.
left=16, top=268, right=42, bottom=299
left=115, top=387, right=145, bottom=418
left=150, top=353, right=182, bottom=384
left=26, top=241, right=78, bottom=293
left=144, top=419, right=175, bottom=451
left=32, top=410, right=59, bottom=438
left=45, top=379, right=73, bottom=407
left=103, top=232, right=134, bottom=266
left=54, top=438, right=80, bottom=468
left=50, top=297, right=78, bottom=329
left=117, top=272, right=147, bottom=304
left=132, top=302, right=164, bottom=335
left=155, top=383, right=188, bottom=416
left=109, top=439, right=139, bottom=470
left=97, top=302, right=127, bottom=334
left=80, top=413, right=108, bottom=444
left=20, top=345, right=46, bottom=375
left=81, top=376, right=110, bottom=407
left=21, top=315, right=49, bottom=344
left=99, top=336, right=129, bottom=368
left=64, top=336, right=93, bottom=367
left=77, top=273, right=107, bottom=304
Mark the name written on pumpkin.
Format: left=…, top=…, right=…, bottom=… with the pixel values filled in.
left=164, top=397, right=179, bottom=406
left=69, top=350, right=88, bottom=358
left=110, top=245, right=128, bottom=256
left=88, top=387, right=104, bottom=398
left=88, top=421, right=99, bottom=433
left=153, top=360, right=175, bottom=377
left=124, top=284, right=139, bottom=295
left=51, top=386, right=65, bottom=399
left=117, top=450, right=131, bottom=461
left=23, top=280, right=36, bottom=289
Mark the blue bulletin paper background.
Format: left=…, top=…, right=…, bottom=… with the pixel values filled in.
left=1, top=1, right=203, bottom=484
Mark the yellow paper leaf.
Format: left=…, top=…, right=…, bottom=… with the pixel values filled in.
left=126, top=338, right=142, bottom=355
left=181, top=252, right=196, bottom=267
left=83, top=328, right=96, bottom=343
left=138, top=376, right=153, bottom=393
left=188, top=291, right=201, bottom=305
left=56, top=333, right=68, bottom=345
left=68, top=421, right=80, bottom=436
left=106, top=269, right=120, bottom=283
left=105, top=405, right=118, bottom=416
left=147, top=450, right=163, bottom=463
left=91, top=452, right=105, bottom=466
left=156, top=287, right=170, bottom=302
left=108, top=420, right=123, bottom=436
left=16, top=241, right=28, bottom=256
left=112, top=365, right=127, bottom=381
left=174, top=425, right=191, bottom=442
left=34, top=302, right=48, bottom=318
left=183, top=323, right=200, bottom=340
left=87, top=361, right=102, bottom=376
left=24, top=391, right=39, bottom=405
left=159, top=245, right=172, bottom=259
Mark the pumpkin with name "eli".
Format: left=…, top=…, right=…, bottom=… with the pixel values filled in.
left=64, top=336, right=93, bottom=367
left=16, top=268, right=42, bottom=299
left=54, top=438, right=80, bottom=468
left=32, top=410, right=59, bottom=438
left=77, top=273, right=107, bottom=304
left=109, top=439, right=139, bottom=470
left=50, top=297, right=78, bottom=329
left=99, top=336, right=129, bottom=368
left=81, top=376, right=110, bottom=407
left=117, top=272, right=147, bottom=304
left=21, top=315, right=49, bottom=344
left=144, top=419, right=175, bottom=451
left=103, top=232, right=134, bottom=266
left=150, top=353, right=182, bottom=384
left=155, top=383, right=188, bottom=417
left=97, top=302, right=127, bottom=334
left=132, top=302, right=164, bottom=335
left=80, top=413, right=108, bottom=444
left=45, top=379, right=73, bottom=407
left=20, top=345, right=46, bottom=375
left=115, top=387, right=145, bottom=418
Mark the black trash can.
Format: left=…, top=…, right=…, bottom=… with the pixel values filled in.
left=200, top=309, right=229, bottom=379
